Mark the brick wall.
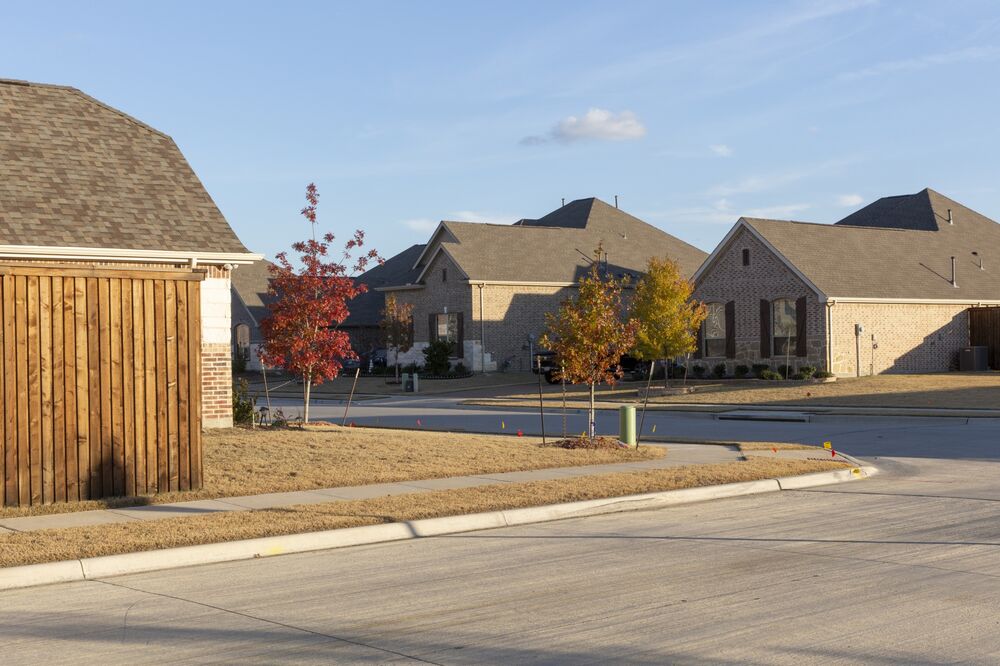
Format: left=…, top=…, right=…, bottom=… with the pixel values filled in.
left=201, top=266, right=233, bottom=428
left=830, top=301, right=971, bottom=375
left=693, top=227, right=827, bottom=373
left=475, top=283, right=574, bottom=372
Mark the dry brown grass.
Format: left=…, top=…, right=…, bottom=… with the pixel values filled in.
left=736, top=442, right=818, bottom=451
left=244, top=371, right=537, bottom=398
left=0, top=458, right=849, bottom=568
left=0, top=427, right=662, bottom=519
left=472, top=373, right=1000, bottom=410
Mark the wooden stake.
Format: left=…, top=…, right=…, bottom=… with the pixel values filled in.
left=343, top=366, right=361, bottom=426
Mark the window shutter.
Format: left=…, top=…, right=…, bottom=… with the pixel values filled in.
left=725, top=301, right=736, bottom=359
left=456, top=313, right=464, bottom=358
left=796, top=296, right=808, bottom=357
left=694, top=324, right=704, bottom=359
left=759, top=300, right=771, bottom=358
left=428, top=313, right=436, bottom=342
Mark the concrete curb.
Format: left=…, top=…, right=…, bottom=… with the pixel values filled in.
left=0, top=465, right=876, bottom=592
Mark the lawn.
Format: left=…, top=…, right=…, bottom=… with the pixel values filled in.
left=467, top=373, right=1000, bottom=410
left=0, top=426, right=662, bottom=519
left=0, top=457, right=849, bottom=568
left=242, top=370, right=536, bottom=399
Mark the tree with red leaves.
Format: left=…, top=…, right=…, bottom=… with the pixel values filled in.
left=260, top=184, right=380, bottom=422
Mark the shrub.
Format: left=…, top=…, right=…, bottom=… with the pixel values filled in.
left=233, top=348, right=248, bottom=374
left=232, top=378, right=256, bottom=426
left=790, top=372, right=806, bottom=380
left=751, top=363, right=770, bottom=378
left=759, top=369, right=782, bottom=381
left=734, top=364, right=750, bottom=378
left=669, top=364, right=687, bottom=379
left=691, top=364, right=707, bottom=378
left=815, top=370, right=835, bottom=379
left=712, top=363, right=727, bottom=379
left=777, top=364, right=793, bottom=378
left=453, top=362, right=468, bottom=375
left=422, top=340, right=452, bottom=375
left=799, top=365, right=817, bottom=378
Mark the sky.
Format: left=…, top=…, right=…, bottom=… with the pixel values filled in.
left=5, top=0, right=1000, bottom=263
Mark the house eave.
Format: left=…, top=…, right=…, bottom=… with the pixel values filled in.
left=827, top=296, right=1000, bottom=305
left=0, top=245, right=262, bottom=266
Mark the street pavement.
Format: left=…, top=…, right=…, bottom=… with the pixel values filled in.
left=3, top=396, right=1000, bottom=663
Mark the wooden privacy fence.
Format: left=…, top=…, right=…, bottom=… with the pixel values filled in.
left=0, top=264, right=204, bottom=507
left=969, top=306, right=1000, bottom=370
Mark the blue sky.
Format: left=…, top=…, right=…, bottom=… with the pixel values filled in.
left=5, top=1, right=1000, bottom=262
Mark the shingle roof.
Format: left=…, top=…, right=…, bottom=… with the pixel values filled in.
left=343, top=244, right=425, bottom=327
left=741, top=189, right=1000, bottom=300
left=0, top=78, right=250, bottom=254
left=230, top=259, right=276, bottom=325
left=412, top=198, right=707, bottom=284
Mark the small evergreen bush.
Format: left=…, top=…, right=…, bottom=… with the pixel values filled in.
left=734, top=364, right=750, bottom=378
left=712, top=363, right=727, bottom=379
left=422, top=340, right=452, bottom=375
left=759, top=369, right=782, bottom=381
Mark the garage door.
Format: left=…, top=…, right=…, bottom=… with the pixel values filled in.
left=0, top=264, right=204, bottom=507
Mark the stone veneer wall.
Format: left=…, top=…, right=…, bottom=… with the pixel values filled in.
left=829, top=301, right=971, bottom=375
left=693, top=227, right=827, bottom=372
left=201, top=265, right=234, bottom=428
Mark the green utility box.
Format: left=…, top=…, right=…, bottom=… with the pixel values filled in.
left=619, top=404, right=636, bottom=447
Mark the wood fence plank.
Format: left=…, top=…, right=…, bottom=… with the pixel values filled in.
left=188, top=281, right=203, bottom=489
left=87, top=277, right=102, bottom=498
left=154, top=281, right=168, bottom=492
left=62, top=279, right=79, bottom=502
left=14, top=276, right=29, bottom=506
left=98, top=278, right=113, bottom=496
left=131, top=279, right=146, bottom=496
left=39, top=276, right=54, bottom=505
left=75, top=278, right=91, bottom=500
left=144, top=280, right=158, bottom=493
left=109, top=279, right=124, bottom=496
left=1, top=274, right=12, bottom=506
left=165, top=280, right=180, bottom=492
left=121, top=279, right=135, bottom=497
left=26, top=276, right=42, bottom=505
left=176, top=282, right=190, bottom=490
left=0, top=276, right=4, bottom=504
left=52, top=277, right=66, bottom=503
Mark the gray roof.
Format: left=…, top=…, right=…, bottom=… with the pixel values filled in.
left=410, top=198, right=707, bottom=284
left=230, top=259, right=276, bottom=325
left=0, top=79, right=250, bottom=255
left=741, top=189, right=1000, bottom=300
left=343, top=244, right=425, bottom=327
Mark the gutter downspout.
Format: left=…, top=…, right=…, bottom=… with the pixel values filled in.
left=826, top=300, right=835, bottom=375
left=478, top=282, right=486, bottom=373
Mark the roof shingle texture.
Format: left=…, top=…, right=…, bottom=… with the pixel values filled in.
left=0, top=79, right=249, bottom=254
left=422, top=198, right=707, bottom=283
left=743, top=189, right=1000, bottom=300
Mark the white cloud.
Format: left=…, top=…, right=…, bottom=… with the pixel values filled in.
left=450, top=210, right=521, bottom=225
left=523, top=108, right=646, bottom=145
left=837, top=193, right=864, bottom=207
left=709, top=144, right=733, bottom=157
left=744, top=203, right=811, bottom=219
left=839, top=45, right=1000, bottom=81
left=401, top=218, right=438, bottom=233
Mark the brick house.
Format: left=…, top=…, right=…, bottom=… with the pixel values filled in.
left=381, top=198, right=707, bottom=372
left=693, top=188, right=1000, bottom=375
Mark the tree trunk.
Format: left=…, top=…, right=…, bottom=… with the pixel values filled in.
left=589, top=383, right=596, bottom=440
left=663, top=358, right=670, bottom=390
left=394, top=348, right=400, bottom=382
left=303, top=375, right=312, bottom=423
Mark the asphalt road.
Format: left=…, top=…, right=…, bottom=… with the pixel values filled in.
left=4, top=399, right=1000, bottom=663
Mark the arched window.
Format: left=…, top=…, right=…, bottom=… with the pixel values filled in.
left=703, top=302, right=727, bottom=357
left=772, top=299, right=796, bottom=355
left=234, top=323, right=250, bottom=352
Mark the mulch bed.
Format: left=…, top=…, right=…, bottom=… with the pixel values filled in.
left=540, top=436, right=629, bottom=450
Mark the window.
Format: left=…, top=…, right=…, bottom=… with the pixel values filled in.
left=742, top=248, right=750, bottom=266
left=434, top=312, right=459, bottom=355
left=772, top=298, right=796, bottom=355
left=442, top=268, right=447, bottom=282
left=703, top=303, right=727, bottom=357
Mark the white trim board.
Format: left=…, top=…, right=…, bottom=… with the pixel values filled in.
left=0, top=245, right=261, bottom=266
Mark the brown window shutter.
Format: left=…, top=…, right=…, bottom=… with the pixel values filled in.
left=759, top=299, right=771, bottom=358
left=694, top=324, right=704, bottom=359
left=725, top=301, right=736, bottom=359
left=456, top=313, right=464, bottom=358
left=796, top=296, right=808, bottom=357
left=428, top=313, right=436, bottom=342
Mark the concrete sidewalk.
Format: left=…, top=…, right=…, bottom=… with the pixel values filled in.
left=0, top=442, right=765, bottom=535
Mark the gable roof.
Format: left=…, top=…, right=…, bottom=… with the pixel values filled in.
left=700, top=188, right=1000, bottom=301
left=0, top=79, right=254, bottom=261
left=404, top=198, right=707, bottom=285
left=343, top=244, right=425, bottom=327
left=230, top=259, right=276, bottom=326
